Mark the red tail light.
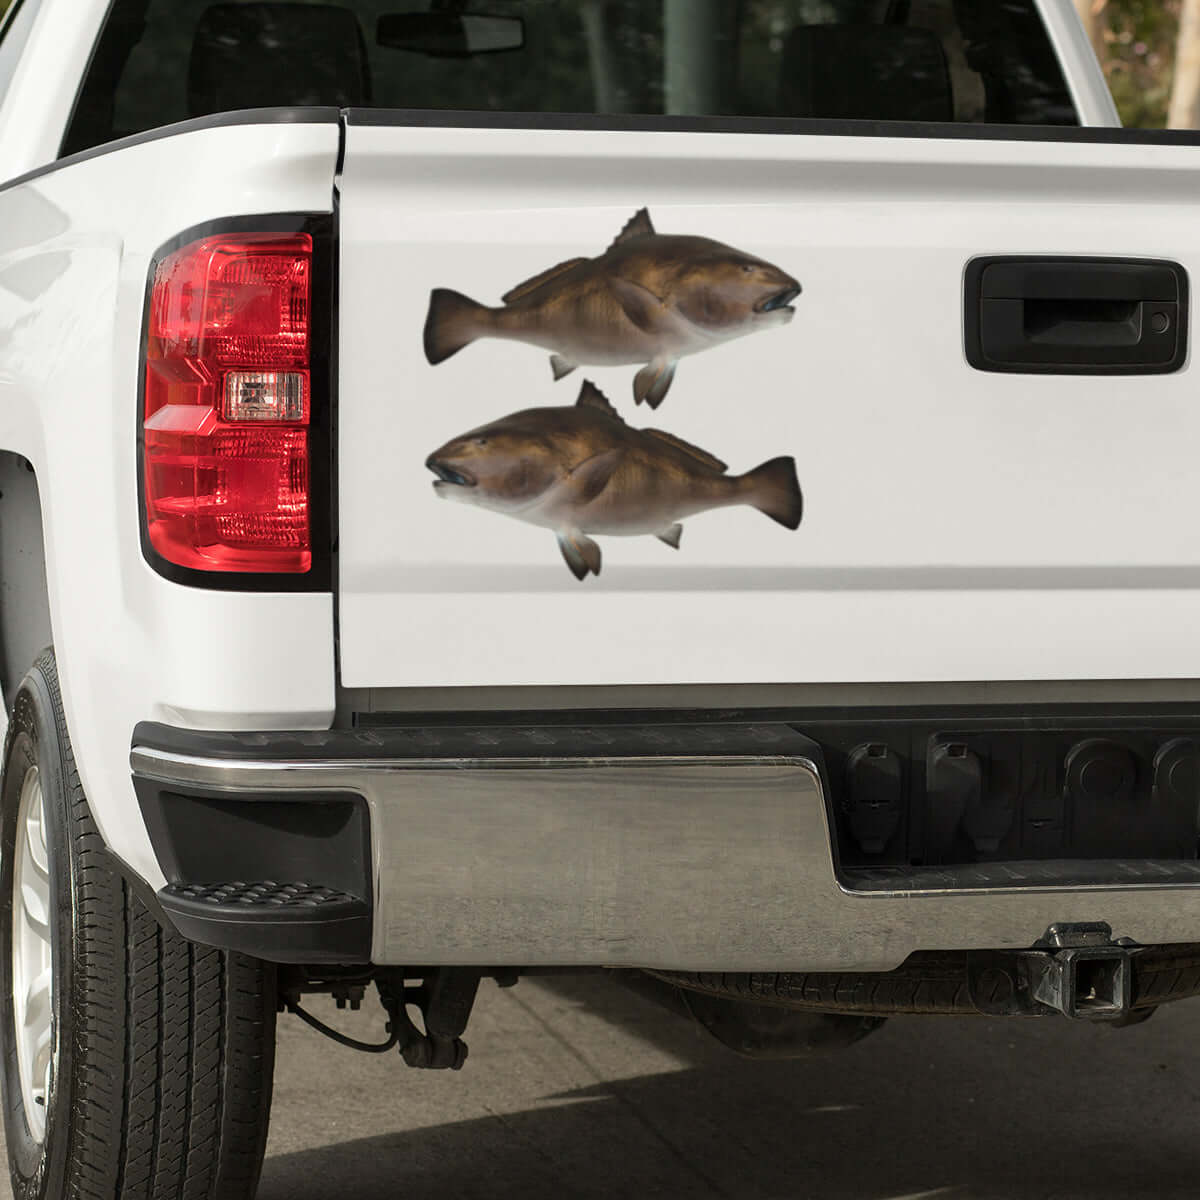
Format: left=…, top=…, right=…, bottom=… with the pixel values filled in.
left=143, top=232, right=313, bottom=573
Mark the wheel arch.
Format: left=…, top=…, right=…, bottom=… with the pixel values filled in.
left=0, top=451, right=51, bottom=714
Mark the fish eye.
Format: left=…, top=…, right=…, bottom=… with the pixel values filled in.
left=742, top=263, right=755, bottom=273
left=475, top=436, right=489, bottom=446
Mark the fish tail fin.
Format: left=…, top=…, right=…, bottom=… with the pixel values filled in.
left=742, top=456, right=803, bottom=530
left=423, top=288, right=489, bottom=365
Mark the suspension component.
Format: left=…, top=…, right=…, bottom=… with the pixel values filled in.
left=378, top=969, right=482, bottom=1070
left=279, top=967, right=484, bottom=1066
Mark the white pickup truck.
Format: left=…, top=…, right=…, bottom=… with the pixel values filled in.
left=3, top=0, right=1200, bottom=1196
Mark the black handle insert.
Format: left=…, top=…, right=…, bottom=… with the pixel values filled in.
left=965, top=257, right=1188, bottom=375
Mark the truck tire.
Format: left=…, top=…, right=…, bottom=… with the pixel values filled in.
left=0, top=650, right=276, bottom=1200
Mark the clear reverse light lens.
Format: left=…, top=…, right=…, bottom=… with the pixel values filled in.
left=224, top=370, right=307, bottom=422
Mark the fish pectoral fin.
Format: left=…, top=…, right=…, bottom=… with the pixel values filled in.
left=502, top=257, right=589, bottom=304
left=657, top=523, right=683, bottom=550
left=608, top=275, right=670, bottom=334
left=607, top=208, right=656, bottom=252
left=567, top=448, right=625, bottom=503
left=557, top=531, right=602, bottom=580
left=633, top=359, right=677, bottom=409
left=550, top=354, right=578, bottom=382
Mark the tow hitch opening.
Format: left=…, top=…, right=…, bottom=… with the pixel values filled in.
left=1074, top=956, right=1127, bottom=1017
left=1031, top=924, right=1137, bottom=1021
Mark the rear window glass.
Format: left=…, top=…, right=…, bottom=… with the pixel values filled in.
left=63, top=0, right=1078, bottom=156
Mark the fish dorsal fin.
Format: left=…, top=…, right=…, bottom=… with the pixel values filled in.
left=643, top=429, right=727, bottom=474
left=502, top=257, right=588, bottom=305
left=608, top=208, right=656, bottom=252
left=576, top=380, right=625, bottom=422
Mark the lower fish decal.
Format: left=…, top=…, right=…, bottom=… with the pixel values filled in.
left=423, top=208, right=801, bottom=409
left=425, top=381, right=803, bottom=580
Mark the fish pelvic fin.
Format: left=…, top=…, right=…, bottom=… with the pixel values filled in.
left=657, top=523, right=683, bottom=550
left=557, top=530, right=602, bottom=580
left=424, top=288, right=490, bottom=365
left=576, top=380, right=624, bottom=421
left=608, top=208, right=656, bottom=252
left=633, top=359, right=677, bottom=409
left=742, top=456, right=804, bottom=531
left=551, top=354, right=578, bottom=382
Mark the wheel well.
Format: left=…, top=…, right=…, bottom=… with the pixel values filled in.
left=0, top=453, right=51, bottom=712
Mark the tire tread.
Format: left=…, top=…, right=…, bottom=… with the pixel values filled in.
left=3, top=651, right=275, bottom=1200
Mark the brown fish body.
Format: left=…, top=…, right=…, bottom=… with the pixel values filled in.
left=492, top=235, right=776, bottom=360
left=519, top=409, right=747, bottom=536
left=424, top=210, right=801, bottom=407
left=425, top=381, right=803, bottom=580
left=489, top=267, right=663, bottom=365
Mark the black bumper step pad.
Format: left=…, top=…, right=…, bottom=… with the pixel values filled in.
left=159, top=881, right=370, bottom=964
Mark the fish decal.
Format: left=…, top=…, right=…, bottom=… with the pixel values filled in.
left=425, top=380, right=803, bottom=580
left=423, top=208, right=801, bottom=409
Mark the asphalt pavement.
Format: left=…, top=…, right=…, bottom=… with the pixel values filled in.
left=260, top=974, right=1200, bottom=1200
left=5, top=973, right=1200, bottom=1198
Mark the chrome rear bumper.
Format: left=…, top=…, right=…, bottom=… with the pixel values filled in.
left=130, top=723, right=1200, bottom=971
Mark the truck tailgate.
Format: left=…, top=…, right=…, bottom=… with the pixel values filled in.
left=335, top=117, right=1200, bottom=689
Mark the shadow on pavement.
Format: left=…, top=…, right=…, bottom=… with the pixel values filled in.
left=258, top=973, right=1200, bottom=1200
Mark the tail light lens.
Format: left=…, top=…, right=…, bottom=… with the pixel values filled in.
left=143, top=232, right=314, bottom=573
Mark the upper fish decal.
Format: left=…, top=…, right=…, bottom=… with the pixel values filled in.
left=423, top=208, right=802, bottom=409
left=425, top=380, right=803, bottom=581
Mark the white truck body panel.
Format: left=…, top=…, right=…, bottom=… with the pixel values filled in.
left=0, top=119, right=342, bottom=886
left=337, top=122, right=1200, bottom=689
left=0, top=0, right=1196, bottom=966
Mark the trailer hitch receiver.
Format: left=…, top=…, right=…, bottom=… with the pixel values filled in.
left=1030, top=923, right=1137, bottom=1021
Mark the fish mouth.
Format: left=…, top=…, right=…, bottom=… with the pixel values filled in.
left=756, top=284, right=802, bottom=314
left=426, top=458, right=476, bottom=488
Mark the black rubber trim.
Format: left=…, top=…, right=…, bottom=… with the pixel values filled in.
left=844, top=860, right=1200, bottom=892
left=133, top=772, right=373, bottom=964
left=348, top=700, right=1200, bottom=724
left=343, top=106, right=1200, bottom=146
left=136, top=213, right=334, bottom=592
left=0, top=107, right=340, bottom=196
left=160, top=903, right=370, bottom=965
left=159, top=883, right=370, bottom=966
left=132, top=719, right=819, bottom=762
left=137, top=702, right=1200, bottom=758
